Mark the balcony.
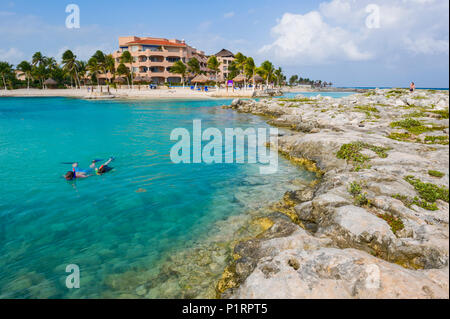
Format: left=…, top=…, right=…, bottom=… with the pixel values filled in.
left=149, top=56, right=164, bottom=63
left=149, top=66, right=164, bottom=73
left=139, top=66, right=149, bottom=73
left=166, top=56, right=181, bottom=63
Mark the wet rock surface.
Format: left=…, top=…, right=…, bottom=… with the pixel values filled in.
left=222, top=89, right=449, bottom=298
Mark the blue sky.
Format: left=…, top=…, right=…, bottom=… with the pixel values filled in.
left=0, top=0, right=448, bottom=87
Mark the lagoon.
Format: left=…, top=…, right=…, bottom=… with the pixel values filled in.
left=0, top=97, right=318, bottom=298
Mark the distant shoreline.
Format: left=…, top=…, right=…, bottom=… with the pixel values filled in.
left=1, top=87, right=448, bottom=100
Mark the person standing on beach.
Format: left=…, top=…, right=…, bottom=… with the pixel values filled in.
left=410, top=82, right=416, bottom=93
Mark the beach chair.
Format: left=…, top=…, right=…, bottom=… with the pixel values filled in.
left=205, top=86, right=208, bottom=92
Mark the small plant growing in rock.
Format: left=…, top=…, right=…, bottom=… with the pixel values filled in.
left=405, top=176, right=449, bottom=203
left=390, top=118, right=446, bottom=135
left=428, top=170, right=445, bottom=178
left=429, top=109, right=449, bottom=119
left=377, top=213, right=405, bottom=235
left=337, top=142, right=390, bottom=171
left=354, top=105, right=379, bottom=113
left=355, top=193, right=370, bottom=206
left=392, top=194, right=438, bottom=211
left=424, top=136, right=449, bottom=145
left=349, top=181, right=362, bottom=196
left=348, top=181, right=371, bottom=207
left=388, top=132, right=414, bottom=142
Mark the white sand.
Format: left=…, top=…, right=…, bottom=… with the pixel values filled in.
left=0, top=87, right=260, bottom=100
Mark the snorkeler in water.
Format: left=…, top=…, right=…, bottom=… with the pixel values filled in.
left=64, top=157, right=115, bottom=181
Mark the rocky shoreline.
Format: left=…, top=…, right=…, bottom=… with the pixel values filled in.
left=219, top=89, right=449, bottom=299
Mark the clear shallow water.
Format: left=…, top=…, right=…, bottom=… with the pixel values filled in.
left=0, top=97, right=315, bottom=298
left=279, top=92, right=357, bottom=99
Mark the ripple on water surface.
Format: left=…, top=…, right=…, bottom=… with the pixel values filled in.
left=0, top=97, right=316, bottom=298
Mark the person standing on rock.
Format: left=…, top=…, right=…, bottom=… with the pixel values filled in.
left=410, top=82, right=416, bottom=93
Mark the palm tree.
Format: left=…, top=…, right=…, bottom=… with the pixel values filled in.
left=258, top=61, right=275, bottom=88
left=117, top=63, right=130, bottom=89
left=234, top=52, right=247, bottom=87
left=0, top=61, right=13, bottom=90
left=244, top=57, right=256, bottom=89
left=45, top=57, right=58, bottom=71
left=227, top=61, right=239, bottom=81
left=17, top=61, right=33, bottom=90
left=87, top=57, right=101, bottom=90
left=32, top=52, right=46, bottom=88
left=170, top=60, right=188, bottom=88
left=32, top=64, right=47, bottom=89
left=92, top=50, right=110, bottom=86
left=105, top=54, right=116, bottom=84
left=32, top=52, right=45, bottom=67
left=62, top=50, right=81, bottom=88
left=187, top=57, right=201, bottom=76
left=120, top=51, right=134, bottom=89
left=234, top=52, right=247, bottom=73
left=77, top=61, right=87, bottom=87
left=207, top=56, right=221, bottom=85
left=274, top=67, right=284, bottom=87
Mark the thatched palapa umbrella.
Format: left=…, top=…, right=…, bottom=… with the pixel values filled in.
left=191, top=74, right=209, bottom=84
left=114, top=76, right=126, bottom=89
left=114, top=77, right=126, bottom=83
left=233, top=74, right=247, bottom=83
left=134, top=76, right=145, bottom=83
left=44, top=78, right=57, bottom=89
left=252, top=74, right=264, bottom=83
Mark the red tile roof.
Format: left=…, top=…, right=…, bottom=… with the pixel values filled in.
left=125, top=39, right=186, bottom=47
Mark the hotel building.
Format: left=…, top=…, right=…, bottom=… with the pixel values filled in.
left=112, top=36, right=235, bottom=85
left=214, top=49, right=235, bottom=81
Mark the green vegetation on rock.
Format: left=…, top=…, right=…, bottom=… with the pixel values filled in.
left=428, top=170, right=445, bottom=178
left=388, top=132, right=413, bottom=142
left=377, top=213, right=405, bottom=235
left=404, top=176, right=449, bottom=203
left=355, top=105, right=379, bottom=113
left=348, top=181, right=371, bottom=206
left=430, top=109, right=449, bottom=119
left=337, top=142, right=390, bottom=171
left=390, top=118, right=446, bottom=135
left=392, top=194, right=438, bottom=211
left=424, top=135, right=449, bottom=145
left=349, top=181, right=362, bottom=196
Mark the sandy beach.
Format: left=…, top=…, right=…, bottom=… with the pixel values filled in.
left=0, top=87, right=273, bottom=100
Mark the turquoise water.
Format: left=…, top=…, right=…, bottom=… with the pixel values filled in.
left=279, top=92, right=357, bottom=99
left=0, top=97, right=314, bottom=298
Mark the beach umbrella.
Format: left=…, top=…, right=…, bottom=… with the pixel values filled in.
left=114, top=77, right=126, bottom=83
left=134, top=76, right=145, bottom=83
left=141, top=76, right=152, bottom=83
left=43, top=78, right=57, bottom=86
left=233, top=74, right=247, bottom=83
left=191, top=74, right=209, bottom=84
left=252, top=75, right=264, bottom=83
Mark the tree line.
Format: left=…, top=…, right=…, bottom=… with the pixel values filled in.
left=0, top=49, right=288, bottom=90
left=170, top=52, right=286, bottom=88
left=0, top=50, right=117, bottom=90
left=288, top=75, right=333, bottom=88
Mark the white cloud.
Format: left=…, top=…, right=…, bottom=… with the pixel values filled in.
left=0, top=12, right=116, bottom=64
left=404, top=37, right=449, bottom=55
left=260, top=11, right=372, bottom=64
left=224, top=12, right=235, bottom=19
left=0, top=48, right=24, bottom=63
left=260, top=0, right=449, bottom=65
